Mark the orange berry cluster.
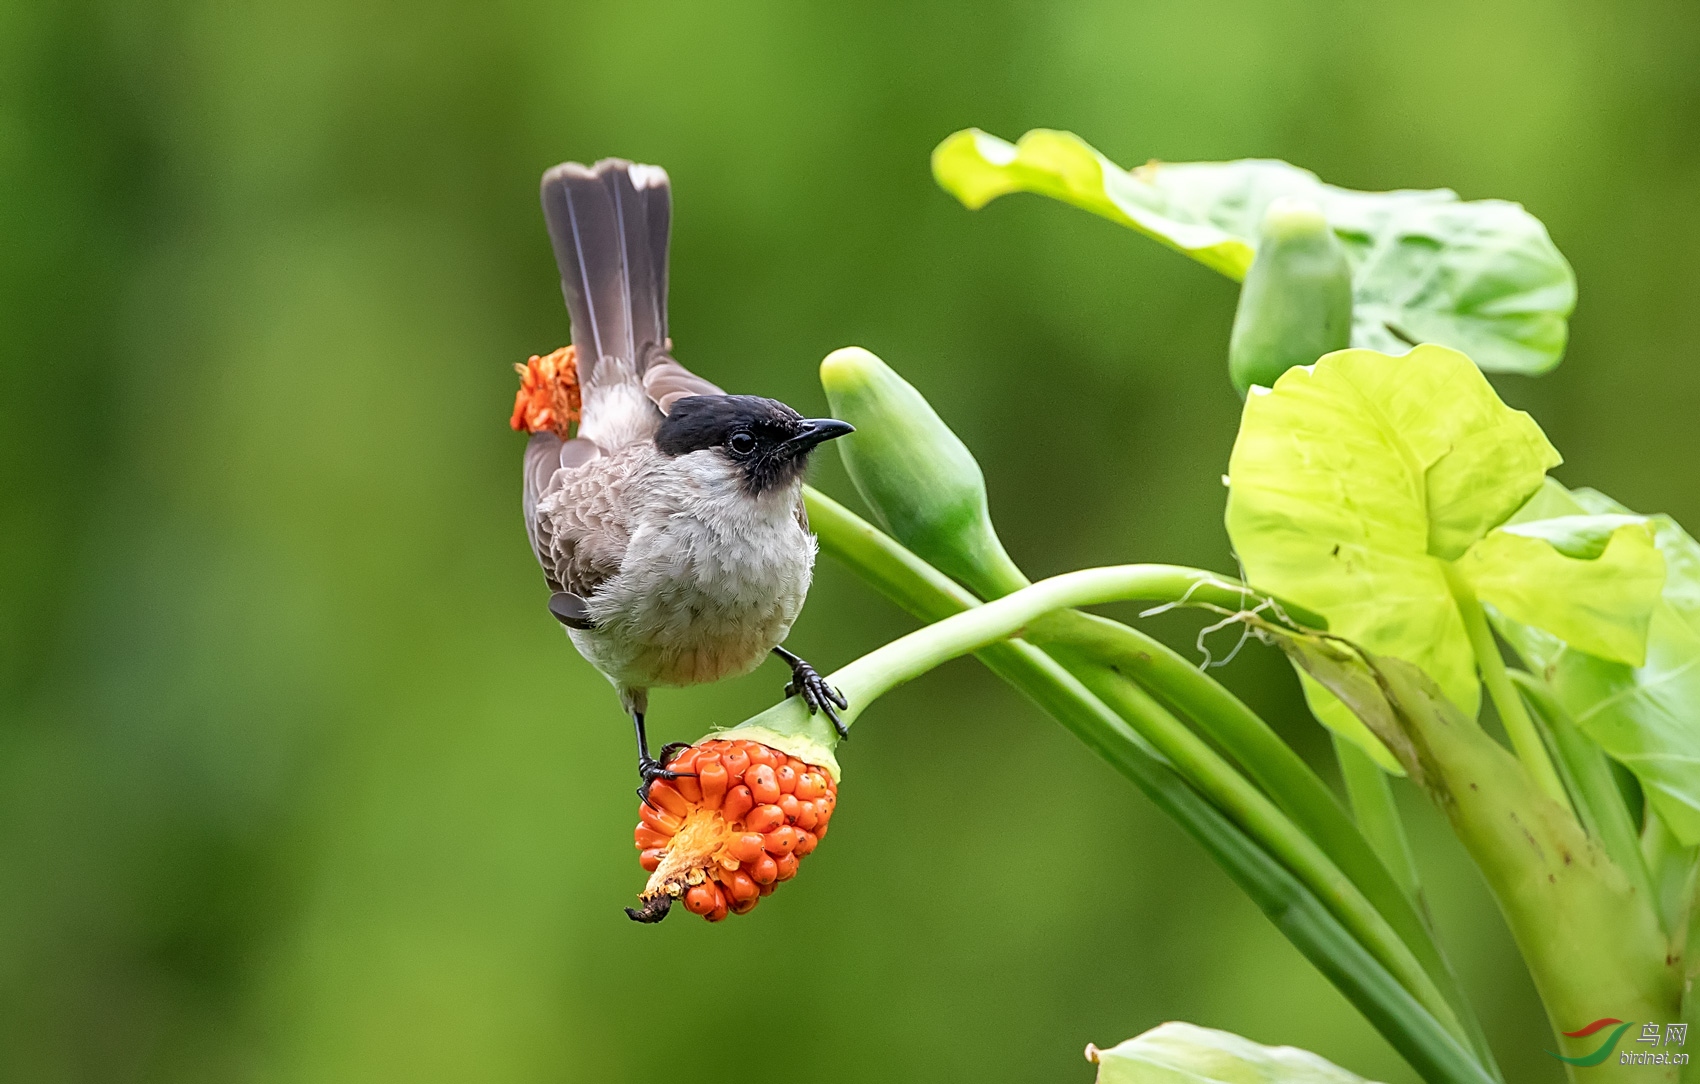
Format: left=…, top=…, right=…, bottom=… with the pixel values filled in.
left=632, top=738, right=838, bottom=922
left=509, top=345, right=581, bottom=437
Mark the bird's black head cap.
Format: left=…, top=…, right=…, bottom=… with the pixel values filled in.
left=656, top=395, right=853, bottom=495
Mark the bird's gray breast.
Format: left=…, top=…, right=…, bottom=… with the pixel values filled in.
left=567, top=453, right=816, bottom=690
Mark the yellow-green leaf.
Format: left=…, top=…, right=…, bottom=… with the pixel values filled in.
left=1458, top=520, right=1663, bottom=666
left=1226, top=344, right=1558, bottom=764
left=1494, top=481, right=1700, bottom=843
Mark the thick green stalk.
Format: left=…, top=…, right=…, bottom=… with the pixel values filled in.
left=1445, top=566, right=1572, bottom=811
left=1511, top=670, right=1658, bottom=931
left=904, top=502, right=1432, bottom=964
left=917, top=507, right=1459, bottom=996
left=1681, top=863, right=1700, bottom=1084
left=799, top=490, right=1493, bottom=1084
left=1349, top=654, right=1681, bottom=1084
left=1334, top=733, right=1424, bottom=910
left=1029, top=610, right=1372, bottom=862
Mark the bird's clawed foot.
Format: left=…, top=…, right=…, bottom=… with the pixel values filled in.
left=636, top=755, right=693, bottom=807
left=775, top=647, right=850, bottom=739
left=656, top=741, right=694, bottom=768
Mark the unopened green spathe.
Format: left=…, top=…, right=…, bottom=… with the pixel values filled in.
left=820, top=347, right=1026, bottom=597
left=1228, top=198, right=1353, bottom=396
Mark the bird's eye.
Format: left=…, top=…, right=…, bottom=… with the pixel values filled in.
left=727, top=431, right=757, bottom=456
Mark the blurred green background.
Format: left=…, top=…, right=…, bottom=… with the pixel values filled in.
left=5, top=0, right=1699, bottom=1080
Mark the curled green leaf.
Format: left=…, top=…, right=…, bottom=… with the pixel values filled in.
left=933, top=128, right=1253, bottom=277
left=934, top=127, right=1576, bottom=374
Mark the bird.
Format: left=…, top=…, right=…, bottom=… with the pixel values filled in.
left=519, top=157, right=853, bottom=803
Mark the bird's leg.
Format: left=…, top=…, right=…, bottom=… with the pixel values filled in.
left=633, top=712, right=692, bottom=805
left=773, top=645, right=849, bottom=739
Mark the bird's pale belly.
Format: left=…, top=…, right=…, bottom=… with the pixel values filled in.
left=571, top=588, right=802, bottom=689
left=569, top=530, right=812, bottom=691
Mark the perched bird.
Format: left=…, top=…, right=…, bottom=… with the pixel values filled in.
left=519, top=158, right=853, bottom=802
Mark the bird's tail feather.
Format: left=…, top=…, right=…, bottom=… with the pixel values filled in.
left=539, top=159, right=671, bottom=391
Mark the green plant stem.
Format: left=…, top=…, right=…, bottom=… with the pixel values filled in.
left=816, top=557, right=1463, bottom=1039
left=952, top=550, right=1494, bottom=1073
left=1026, top=618, right=1432, bottom=925
left=828, top=564, right=1255, bottom=713
left=1029, top=611, right=1388, bottom=886
left=1511, top=670, right=1658, bottom=930
left=928, top=517, right=1456, bottom=980
left=1334, top=733, right=1424, bottom=909
left=799, top=490, right=1494, bottom=1084
left=1444, top=566, right=1572, bottom=811
left=1033, top=643, right=1465, bottom=1046
left=967, top=642, right=1492, bottom=1084
left=1040, top=624, right=1496, bottom=1079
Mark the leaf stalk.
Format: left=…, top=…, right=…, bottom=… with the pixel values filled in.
left=1445, top=564, right=1572, bottom=811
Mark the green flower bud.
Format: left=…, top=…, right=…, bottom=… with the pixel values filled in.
left=819, top=347, right=1027, bottom=598
left=1227, top=198, right=1354, bottom=397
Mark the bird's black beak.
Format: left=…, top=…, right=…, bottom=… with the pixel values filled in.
left=784, top=418, right=855, bottom=455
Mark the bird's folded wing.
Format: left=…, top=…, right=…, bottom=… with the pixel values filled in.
left=523, top=431, right=627, bottom=598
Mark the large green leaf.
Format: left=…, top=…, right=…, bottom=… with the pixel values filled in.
left=1226, top=344, right=1557, bottom=766
left=1495, top=481, right=1700, bottom=843
left=933, top=128, right=1576, bottom=374
left=1089, top=1023, right=1378, bottom=1084
left=1227, top=346, right=1663, bottom=770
